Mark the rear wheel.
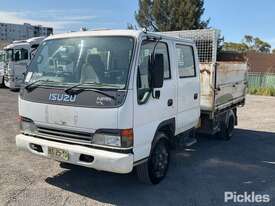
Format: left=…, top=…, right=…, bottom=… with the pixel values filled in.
left=218, top=113, right=235, bottom=140
left=136, top=133, right=170, bottom=185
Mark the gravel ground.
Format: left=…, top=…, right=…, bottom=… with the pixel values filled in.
left=0, top=88, right=275, bottom=206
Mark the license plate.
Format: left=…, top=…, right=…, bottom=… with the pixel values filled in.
left=48, top=147, right=69, bottom=161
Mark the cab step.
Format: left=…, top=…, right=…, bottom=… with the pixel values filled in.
left=173, top=128, right=197, bottom=148
left=184, top=137, right=197, bottom=147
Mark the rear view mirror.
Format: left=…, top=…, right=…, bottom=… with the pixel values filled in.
left=150, top=53, right=164, bottom=89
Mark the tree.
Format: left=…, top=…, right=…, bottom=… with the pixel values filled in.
left=223, top=35, right=271, bottom=53
left=254, top=37, right=271, bottom=53
left=135, top=0, right=157, bottom=31
left=243, top=35, right=254, bottom=48
left=135, top=0, right=209, bottom=32
left=272, top=49, right=275, bottom=54
left=223, top=42, right=249, bottom=53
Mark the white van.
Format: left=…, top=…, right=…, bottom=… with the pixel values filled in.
left=3, top=37, right=45, bottom=90
left=16, top=29, right=247, bottom=184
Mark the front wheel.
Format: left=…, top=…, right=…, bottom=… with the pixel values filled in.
left=136, top=133, right=170, bottom=185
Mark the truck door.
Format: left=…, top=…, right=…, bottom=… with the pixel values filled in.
left=133, top=39, right=177, bottom=161
left=13, top=48, right=29, bottom=85
left=175, top=43, right=200, bottom=134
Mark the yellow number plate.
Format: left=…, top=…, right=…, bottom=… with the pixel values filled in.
left=48, top=147, right=69, bottom=161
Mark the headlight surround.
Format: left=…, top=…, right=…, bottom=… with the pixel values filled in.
left=92, top=133, right=121, bottom=147
left=19, top=117, right=37, bottom=134
left=92, top=129, right=133, bottom=148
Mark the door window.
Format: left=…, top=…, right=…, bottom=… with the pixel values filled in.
left=176, top=45, right=196, bottom=78
left=137, top=40, right=170, bottom=104
left=14, top=48, right=29, bottom=62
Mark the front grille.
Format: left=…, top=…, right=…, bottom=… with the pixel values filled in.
left=35, top=126, right=93, bottom=146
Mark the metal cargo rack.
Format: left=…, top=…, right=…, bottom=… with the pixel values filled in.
left=162, top=29, right=220, bottom=63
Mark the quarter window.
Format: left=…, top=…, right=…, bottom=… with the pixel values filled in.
left=176, top=45, right=196, bottom=78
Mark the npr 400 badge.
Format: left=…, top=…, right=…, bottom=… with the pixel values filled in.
left=49, top=93, right=77, bottom=103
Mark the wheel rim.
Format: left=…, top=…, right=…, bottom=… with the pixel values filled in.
left=151, top=141, right=169, bottom=179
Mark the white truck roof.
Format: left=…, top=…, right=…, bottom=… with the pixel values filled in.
left=5, top=36, right=45, bottom=50
left=4, top=42, right=29, bottom=50
left=26, top=36, right=45, bottom=44
left=45, top=29, right=194, bottom=44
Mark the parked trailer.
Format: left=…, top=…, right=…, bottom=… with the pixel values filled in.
left=16, top=29, right=248, bottom=185
left=3, top=37, right=45, bottom=90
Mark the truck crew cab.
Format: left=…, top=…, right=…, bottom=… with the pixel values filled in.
left=16, top=29, right=247, bottom=184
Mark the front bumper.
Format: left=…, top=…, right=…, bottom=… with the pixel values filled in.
left=4, top=80, right=19, bottom=89
left=16, top=134, right=134, bottom=174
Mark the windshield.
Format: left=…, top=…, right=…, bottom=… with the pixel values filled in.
left=27, top=36, right=135, bottom=89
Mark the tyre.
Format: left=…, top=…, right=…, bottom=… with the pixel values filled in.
left=136, top=133, right=170, bottom=185
left=59, top=162, right=79, bottom=169
left=0, top=77, right=4, bottom=88
left=10, top=88, right=20, bottom=92
left=218, top=113, right=235, bottom=141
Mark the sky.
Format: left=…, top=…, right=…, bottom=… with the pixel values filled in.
left=0, top=0, right=274, bottom=48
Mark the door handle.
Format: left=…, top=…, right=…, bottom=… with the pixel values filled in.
left=194, top=93, right=198, bottom=100
left=167, top=99, right=173, bottom=107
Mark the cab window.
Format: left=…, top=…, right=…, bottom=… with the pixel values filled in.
left=176, top=45, right=196, bottom=78
left=137, top=40, right=170, bottom=104
left=14, top=48, right=29, bottom=62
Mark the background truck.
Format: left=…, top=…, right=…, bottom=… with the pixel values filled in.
left=3, top=36, right=45, bottom=90
left=0, top=50, right=5, bottom=87
left=16, top=29, right=247, bottom=185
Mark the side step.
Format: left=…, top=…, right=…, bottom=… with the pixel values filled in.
left=173, top=129, right=197, bottom=148
left=184, top=137, right=197, bottom=147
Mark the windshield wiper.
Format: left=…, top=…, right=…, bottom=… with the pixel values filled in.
left=64, top=82, right=116, bottom=100
left=25, top=80, right=57, bottom=91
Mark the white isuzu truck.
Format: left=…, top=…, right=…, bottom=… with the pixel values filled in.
left=16, top=29, right=247, bottom=184
left=3, top=37, right=45, bottom=90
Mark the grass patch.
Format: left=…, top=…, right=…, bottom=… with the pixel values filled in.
left=248, top=87, right=275, bottom=96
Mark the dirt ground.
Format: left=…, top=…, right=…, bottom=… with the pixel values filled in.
left=0, top=89, right=275, bottom=206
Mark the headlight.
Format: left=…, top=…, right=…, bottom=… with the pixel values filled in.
left=19, top=117, right=37, bottom=134
left=93, top=133, right=121, bottom=147
left=92, top=129, right=133, bottom=148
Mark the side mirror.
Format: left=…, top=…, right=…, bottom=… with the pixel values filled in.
left=150, top=53, right=164, bottom=89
